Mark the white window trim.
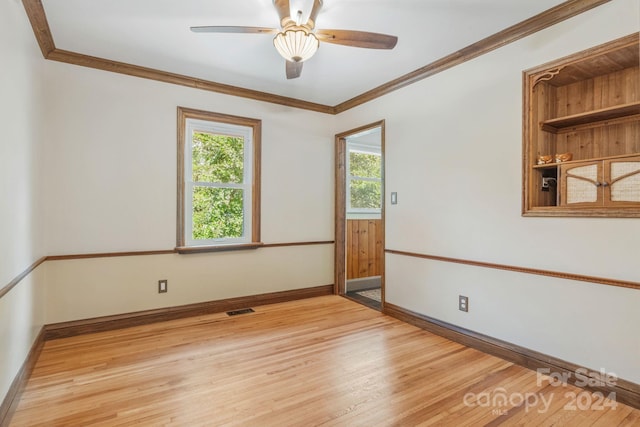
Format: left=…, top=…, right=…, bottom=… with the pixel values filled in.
left=184, top=118, right=253, bottom=247
left=346, top=142, right=382, bottom=214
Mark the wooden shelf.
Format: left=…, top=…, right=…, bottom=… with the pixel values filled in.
left=532, top=153, right=640, bottom=169
left=540, top=102, right=640, bottom=133
left=532, top=163, right=558, bottom=170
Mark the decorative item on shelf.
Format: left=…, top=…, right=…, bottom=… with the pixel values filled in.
left=555, top=152, right=573, bottom=163
left=537, top=155, right=553, bottom=165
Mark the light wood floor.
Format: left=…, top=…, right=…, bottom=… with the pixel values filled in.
left=10, top=296, right=640, bottom=426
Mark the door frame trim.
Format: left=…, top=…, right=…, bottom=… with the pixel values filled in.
left=334, top=120, right=386, bottom=304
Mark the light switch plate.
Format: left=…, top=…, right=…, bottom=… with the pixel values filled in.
left=158, top=280, right=168, bottom=293
left=391, top=192, right=398, bottom=205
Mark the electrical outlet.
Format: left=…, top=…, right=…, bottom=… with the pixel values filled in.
left=459, top=295, right=469, bottom=312
left=541, top=177, right=556, bottom=192
left=158, top=280, right=168, bottom=293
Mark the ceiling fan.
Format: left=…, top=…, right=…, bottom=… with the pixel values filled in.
left=191, top=0, right=398, bottom=79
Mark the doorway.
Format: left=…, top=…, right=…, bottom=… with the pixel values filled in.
left=335, top=121, right=385, bottom=310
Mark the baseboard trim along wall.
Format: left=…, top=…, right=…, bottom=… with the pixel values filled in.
left=0, top=328, right=45, bottom=427
left=346, top=276, right=382, bottom=293
left=0, top=284, right=334, bottom=426
left=386, top=249, right=640, bottom=291
left=43, top=284, right=334, bottom=340
left=383, top=302, right=640, bottom=410
left=3, top=289, right=638, bottom=424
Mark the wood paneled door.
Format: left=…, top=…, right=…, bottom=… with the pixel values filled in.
left=346, top=219, right=383, bottom=279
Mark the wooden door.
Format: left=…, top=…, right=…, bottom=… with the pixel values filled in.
left=560, top=161, right=603, bottom=206
left=604, top=155, right=640, bottom=206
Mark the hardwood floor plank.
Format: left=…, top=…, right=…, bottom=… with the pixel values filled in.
left=8, top=296, right=639, bottom=426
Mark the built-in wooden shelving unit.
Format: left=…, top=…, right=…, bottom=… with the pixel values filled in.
left=523, top=33, right=640, bottom=217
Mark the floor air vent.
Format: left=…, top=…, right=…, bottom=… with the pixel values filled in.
left=226, top=308, right=255, bottom=316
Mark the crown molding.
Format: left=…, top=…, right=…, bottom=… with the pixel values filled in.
left=22, top=0, right=613, bottom=114
left=334, top=0, right=613, bottom=113
left=22, top=0, right=54, bottom=58
left=46, top=49, right=337, bottom=114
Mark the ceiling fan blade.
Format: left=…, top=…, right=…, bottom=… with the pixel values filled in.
left=190, top=26, right=277, bottom=34
left=273, top=0, right=291, bottom=25
left=315, top=29, right=398, bottom=49
left=286, top=61, right=303, bottom=79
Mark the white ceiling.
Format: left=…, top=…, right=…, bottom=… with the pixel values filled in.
left=42, top=0, right=567, bottom=106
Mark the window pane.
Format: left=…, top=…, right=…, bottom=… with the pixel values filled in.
left=349, top=151, right=381, bottom=179
left=192, top=187, right=244, bottom=239
left=350, top=179, right=381, bottom=209
left=192, top=132, right=244, bottom=183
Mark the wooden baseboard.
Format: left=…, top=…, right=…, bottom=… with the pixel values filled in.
left=0, top=328, right=45, bottom=427
left=44, top=285, right=334, bottom=340
left=383, top=302, right=640, bottom=410
left=346, top=277, right=382, bottom=292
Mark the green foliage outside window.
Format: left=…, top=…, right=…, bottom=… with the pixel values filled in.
left=349, top=151, right=382, bottom=210
left=350, top=180, right=381, bottom=209
left=192, top=132, right=244, bottom=183
left=191, top=132, right=245, bottom=240
left=350, top=151, right=380, bottom=178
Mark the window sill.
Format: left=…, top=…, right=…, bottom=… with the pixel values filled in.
left=175, top=243, right=264, bottom=254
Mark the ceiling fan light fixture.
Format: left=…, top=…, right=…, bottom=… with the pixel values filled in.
left=273, top=29, right=319, bottom=63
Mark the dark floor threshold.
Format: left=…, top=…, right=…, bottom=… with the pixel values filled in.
left=344, top=292, right=381, bottom=311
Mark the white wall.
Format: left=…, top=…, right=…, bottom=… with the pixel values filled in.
left=46, top=247, right=332, bottom=323
left=336, top=0, right=640, bottom=383
left=41, top=60, right=336, bottom=322
left=2, top=0, right=638, bottom=407
left=0, top=0, right=47, bottom=406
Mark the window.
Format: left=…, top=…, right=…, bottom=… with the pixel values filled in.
left=177, top=107, right=261, bottom=252
left=347, top=142, right=382, bottom=213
